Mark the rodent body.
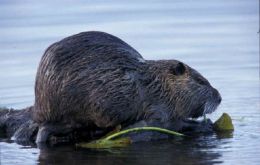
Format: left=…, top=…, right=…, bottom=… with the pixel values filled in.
left=33, top=31, right=221, bottom=143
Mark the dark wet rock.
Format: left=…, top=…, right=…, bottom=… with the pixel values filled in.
left=0, top=106, right=38, bottom=144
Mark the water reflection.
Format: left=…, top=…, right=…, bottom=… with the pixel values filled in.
left=0, top=141, right=39, bottom=165
left=37, top=136, right=224, bottom=165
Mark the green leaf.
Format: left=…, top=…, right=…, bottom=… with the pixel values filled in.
left=213, top=113, right=234, bottom=131
left=76, top=137, right=131, bottom=149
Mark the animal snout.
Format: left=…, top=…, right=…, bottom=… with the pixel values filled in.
left=213, top=88, right=222, bottom=104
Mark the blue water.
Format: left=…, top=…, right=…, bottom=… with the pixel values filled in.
left=0, top=0, right=259, bottom=164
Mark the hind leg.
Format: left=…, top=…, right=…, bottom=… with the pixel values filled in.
left=36, top=123, right=74, bottom=143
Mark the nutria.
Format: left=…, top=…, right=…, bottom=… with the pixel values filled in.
left=33, top=31, right=222, bottom=143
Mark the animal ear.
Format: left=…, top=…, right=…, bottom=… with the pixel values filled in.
left=169, top=62, right=186, bottom=76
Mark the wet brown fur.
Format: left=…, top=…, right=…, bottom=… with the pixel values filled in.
left=33, top=31, right=221, bottom=142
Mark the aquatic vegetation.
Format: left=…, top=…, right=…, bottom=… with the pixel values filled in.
left=213, top=113, right=234, bottom=131
left=76, top=127, right=184, bottom=149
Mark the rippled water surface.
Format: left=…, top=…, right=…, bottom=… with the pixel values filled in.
left=0, top=0, right=259, bottom=164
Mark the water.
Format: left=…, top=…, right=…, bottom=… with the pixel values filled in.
left=0, top=0, right=259, bottom=164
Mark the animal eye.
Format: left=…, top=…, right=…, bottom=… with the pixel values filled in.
left=169, top=62, right=186, bottom=76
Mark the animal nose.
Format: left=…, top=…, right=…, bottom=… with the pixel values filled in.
left=217, top=94, right=222, bottom=104
left=213, top=88, right=222, bottom=104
